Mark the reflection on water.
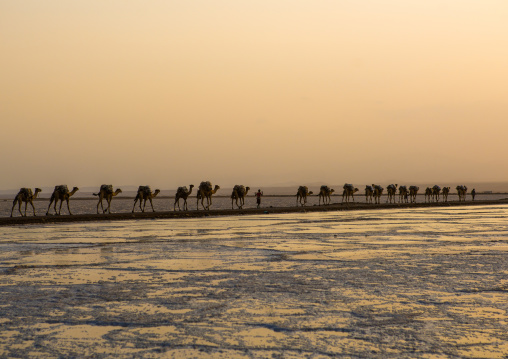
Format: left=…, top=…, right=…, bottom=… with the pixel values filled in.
left=1, top=205, right=508, bottom=357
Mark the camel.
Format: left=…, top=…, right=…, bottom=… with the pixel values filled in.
left=231, top=185, right=250, bottom=209
left=197, top=181, right=220, bottom=210
left=132, top=186, right=160, bottom=213
left=93, top=185, right=122, bottom=214
left=442, top=187, right=451, bottom=202
left=174, top=185, right=194, bottom=211
left=342, top=184, right=359, bottom=203
left=10, top=188, right=42, bottom=217
left=365, top=185, right=374, bottom=204
left=319, top=185, right=334, bottom=205
left=296, top=186, right=313, bottom=206
left=46, top=185, right=79, bottom=215
left=386, top=184, right=398, bottom=203
left=424, top=187, right=433, bottom=203
left=456, top=185, right=468, bottom=202
left=432, top=185, right=441, bottom=202
left=409, top=186, right=419, bottom=203
left=373, top=185, right=383, bottom=204
left=398, top=186, right=409, bottom=203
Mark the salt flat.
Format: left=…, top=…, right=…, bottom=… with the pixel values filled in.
left=1, top=206, right=507, bottom=358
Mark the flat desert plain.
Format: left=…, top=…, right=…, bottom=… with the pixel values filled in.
left=1, top=206, right=508, bottom=358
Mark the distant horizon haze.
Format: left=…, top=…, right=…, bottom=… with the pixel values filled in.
left=1, top=1, right=507, bottom=189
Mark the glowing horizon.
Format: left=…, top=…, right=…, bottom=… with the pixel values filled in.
left=1, top=1, right=507, bottom=190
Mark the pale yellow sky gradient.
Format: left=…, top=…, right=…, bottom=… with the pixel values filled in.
left=1, top=1, right=507, bottom=189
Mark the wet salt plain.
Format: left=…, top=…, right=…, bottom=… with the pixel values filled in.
left=1, top=206, right=508, bottom=358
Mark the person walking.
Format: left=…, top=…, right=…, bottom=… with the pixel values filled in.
left=471, top=188, right=476, bottom=201
left=255, top=189, right=263, bottom=208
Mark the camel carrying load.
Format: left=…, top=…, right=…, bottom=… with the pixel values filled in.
left=177, top=186, right=189, bottom=195
left=19, top=188, right=33, bottom=197
left=100, top=185, right=114, bottom=194
left=11, top=188, right=42, bottom=217
left=318, top=185, right=334, bottom=205
left=138, top=186, right=152, bottom=196
left=296, top=186, right=313, bottom=206
left=200, top=181, right=213, bottom=192
left=386, top=184, right=398, bottom=203
left=320, top=185, right=330, bottom=192
left=398, top=185, right=409, bottom=203
left=365, top=185, right=374, bottom=204
left=233, top=185, right=246, bottom=196
left=343, top=183, right=354, bottom=191
left=456, top=185, right=468, bottom=202
left=197, top=181, right=220, bottom=210
left=47, top=185, right=79, bottom=216
left=174, top=185, right=194, bottom=211
left=342, top=183, right=359, bottom=203
left=231, top=185, right=249, bottom=209
left=409, top=186, right=419, bottom=203
left=373, top=185, right=383, bottom=204
left=55, top=185, right=69, bottom=194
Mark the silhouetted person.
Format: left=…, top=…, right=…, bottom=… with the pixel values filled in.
left=471, top=188, right=476, bottom=201
left=255, top=189, right=263, bottom=208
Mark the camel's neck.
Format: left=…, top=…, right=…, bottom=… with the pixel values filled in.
left=187, top=187, right=193, bottom=195
left=33, top=190, right=41, bottom=199
left=212, top=189, right=219, bottom=194
left=69, top=189, right=78, bottom=197
left=112, top=190, right=122, bottom=196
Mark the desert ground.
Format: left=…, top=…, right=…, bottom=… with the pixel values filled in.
left=1, top=205, right=507, bottom=358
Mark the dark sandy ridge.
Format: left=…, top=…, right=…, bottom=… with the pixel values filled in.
left=2, top=198, right=507, bottom=226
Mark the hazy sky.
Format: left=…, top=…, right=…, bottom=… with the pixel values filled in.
left=1, top=1, right=507, bottom=190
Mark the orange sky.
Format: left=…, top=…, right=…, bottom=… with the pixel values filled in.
left=1, top=1, right=507, bottom=189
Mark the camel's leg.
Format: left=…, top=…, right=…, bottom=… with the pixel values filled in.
left=174, top=198, right=179, bottom=211
left=97, top=198, right=102, bottom=214
left=149, top=198, right=155, bottom=212
left=106, top=198, right=112, bottom=213
left=54, top=198, right=59, bottom=214
left=207, top=196, right=212, bottom=210
left=66, top=198, right=72, bottom=215
left=29, top=200, right=36, bottom=216
left=24, top=201, right=28, bottom=216
left=11, top=198, right=21, bottom=217
left=58, top=199, right=64, bottom=215
left=132, top=196, right=139, bottom=213
left=142, top=199, right=146, bottom=212
left=19, top=199, right=24, bottom=216
left=231, top=198, right=234, bottom=210
left=184, top=198, right=188, bottom=211
left=46, top=196, right=55, bottom=215
left=100, top=196, right=106, bottom=213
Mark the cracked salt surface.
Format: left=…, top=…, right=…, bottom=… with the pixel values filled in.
left=1, top=205, right=508, bottom=358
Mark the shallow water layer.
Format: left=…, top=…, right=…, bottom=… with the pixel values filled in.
left=1, top=206, right=508, bottom=358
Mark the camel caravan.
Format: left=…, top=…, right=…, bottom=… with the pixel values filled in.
left=8, top=182, right=477, bottom=217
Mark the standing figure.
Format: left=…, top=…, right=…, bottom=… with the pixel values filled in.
left=471, top=188, right=476, bottom=201
left=255, top=189, right=263, bottom=208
